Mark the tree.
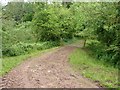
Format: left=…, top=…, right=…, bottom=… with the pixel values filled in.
left=2, top=2, right=34, bottom=23
left=32, top=3, right=75, bottom=43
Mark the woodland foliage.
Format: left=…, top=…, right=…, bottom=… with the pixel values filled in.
left=1, top=2, right=120, bottom=67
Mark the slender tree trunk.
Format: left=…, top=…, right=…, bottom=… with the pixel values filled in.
left=83, top=39, right=86, bottom=47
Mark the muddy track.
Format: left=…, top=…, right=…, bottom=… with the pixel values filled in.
left=2, top=45, right=99, bottom=88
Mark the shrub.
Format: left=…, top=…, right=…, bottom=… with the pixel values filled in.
left=2, top=42, right=57, bottom=57
left=86, top=40, right=120, bottom=67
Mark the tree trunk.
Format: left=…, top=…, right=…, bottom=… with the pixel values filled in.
left=83, top=39, right=86, bottom=47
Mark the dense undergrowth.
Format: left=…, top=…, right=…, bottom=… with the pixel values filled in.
left=86, top=40, right=120, bottom=68
left=2, top=21, right=59, bottom=57
left=3, top=41, right=58, bottom=57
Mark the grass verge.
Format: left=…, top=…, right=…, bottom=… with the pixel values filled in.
left=1, top=47, right=58, bottom=76
left=69, top=48, right=118, bottom=88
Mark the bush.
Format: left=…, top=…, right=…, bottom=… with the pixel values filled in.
left=2, top=21, right=37, bottom=57
left=2, top=41, right=57, bottom=57
left=86, top=40, right=120, bottom=67
left=3, top=42, right=32, bottom=56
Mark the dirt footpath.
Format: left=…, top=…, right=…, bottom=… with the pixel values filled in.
left=2, top=45, right=99, bottom=88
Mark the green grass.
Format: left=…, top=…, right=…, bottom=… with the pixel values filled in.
left=69, top=48, right=118, bottom=88
left=1, top=47, right=58, bottom=76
